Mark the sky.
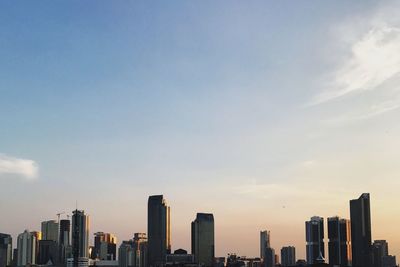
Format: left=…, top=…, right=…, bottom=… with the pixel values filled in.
left=1, top=0, right=400, bottom=260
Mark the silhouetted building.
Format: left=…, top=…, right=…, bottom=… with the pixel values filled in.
left=60, top=219, right=71, bottom=264
left=165, top=249, right=194, bottom=266
left=92, top=232, right=117, bottom=260
left=350, top=193, right=372, bottom=267
left=382, top=255, right=397, bottom=267
left=148, top=195, right=171, bottom=267
left=191, top=213, right=215, bottom=267
left=72, top=209, right=90, bottom=267
left=280, top=246, right=295, bottom=267
left=41, top=220, right=59, bottom=242
left=260, top=231, right=270, bottom=260
left=17, top=230, right=37, bottom=266
left=306, top=216, right=325, bottom=265
left=38, top=240, right=59, bottom=265
left=264, top=248, right=275, bottom=267
left=372, top=240, right=389, bottom=267
left=327, top=216, right=352, bottom=266
left=0, top=233, right=12, bottom=267
left=118, top=241, right=134, bottom=267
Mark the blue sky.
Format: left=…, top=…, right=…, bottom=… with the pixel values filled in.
left=2, top=0, right=400, bottom=259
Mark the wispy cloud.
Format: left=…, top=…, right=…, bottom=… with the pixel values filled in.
left=0, top=154, right=39, bottom=180
left=312, top=24, right=400, bottom=105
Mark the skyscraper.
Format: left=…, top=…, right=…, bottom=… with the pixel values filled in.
left=72, top=209, right=90, bottom=260
left=372, top=240, right=389, bottom=267
left=350, top=193, right=372, bottom=267
left=328, top=216, right=352, bottom=266
left=133, top=233, right=148, bottom=267
left=147, top=195, right=171, bottom=267
left=281, top=246, right=296, bottom=267
left=17, top=230, right=37, bottom=266
left=306, top=216, right=325, bottom=265
left=191, top=213, right=215, bottom=267
left=119, top=241, right=135, bottom=267
left=0, top=233, right=12, bottom=267
left=92, top=232, right=117, bottom=260
left=41, top=220, right=59, bottom=242
left=260, top=231, right=271, bottom=259
left=59, top=219, right=71, bottom=264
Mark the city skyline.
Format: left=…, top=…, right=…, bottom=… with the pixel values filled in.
left=2, top=0, right=400, bottom=264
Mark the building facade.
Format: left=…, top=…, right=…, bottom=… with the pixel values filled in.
left=328, top=216, right=352, bottom=266
left=147, top=195, right=171, bottom=267
left=0, top=233, right=12, bottom=267
left=350, top=193, right=372, bottom=267
left=41, top=220, right=59, bottom=242
left=191, top=213, right=215, bottom=267
left=72, top=209, right=90, bottom=259
left=260, top=231, right=270, bottom=260
left=281, top=246, right=296, bottom=267
left=306, top=216, right=325, bottom=265
left=17, top=230, right=37, bottom=266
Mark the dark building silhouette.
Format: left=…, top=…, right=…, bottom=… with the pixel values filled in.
left=72, top=209, right=90, bottom=267
left=372, top=240, right=389, bottom=267
left=350, top=193, right=372, bottom=267
left=92, top=232, right=117, bottom=260
left=281, top=246, right=296, bottom=267
left=191, top=213, right=215, bottom=267
left=306, top=216, right=325, bottom=265
left=147, top=195, right=171, bottom=267
left=59, top=219, right=71, bottom=264
left=328, top=216, right=352, bottom=266
left=0, top=233, right=12, bottom=267
left=38, top=240, right=59, bottom=265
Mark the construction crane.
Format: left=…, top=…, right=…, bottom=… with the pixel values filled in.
left=56, top=212, right=65, bottom=223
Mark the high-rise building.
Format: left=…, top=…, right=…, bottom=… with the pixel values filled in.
left=72, top=209, right=90, bottom=261
left=328, top=216, right=352, bottom=266
left=59, top=219, right=71, bottom=264
left=382, top=255, right=397, bottom=267
left=264, top=248, right=275, bottom=267
left=133, top=233, right=148, bottom=267
left=350, top=193, right=372, bottom=267
left=372, top=240, right=389, bottom=267
left=17, top=230, right=37, bottom=266
left=41, top=220, right=59, bottom=242
left=38, top=240, right=59, bottom=265
left=92, top=232, right=117, bottom=260
left=119, top=241, right=135, bottom=267
left=260, top=231, right=270, bottom=259
left=281, top=246, right=296, bottom=267
left=191, top=213, right=215, bottom=267
left=147, top=195, right=171, bottom=267
left=306, top=216, right=325, bottom=265
left=0, top=233, right=12, bottom=267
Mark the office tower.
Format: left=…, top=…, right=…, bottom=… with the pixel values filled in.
left=38, top=240, right=59, bottom=265
left=382, top=255, right=397, bottom=267
left=92, top=232, right=117, bottom=260
left=306, top=216, right=325, bottom=264
left=133, top=233, right=148, bottom=267
left=59, top=219, right=71, bottom=264
left=0, top=233, right=12, bottom=267
left=350, top=193, right=372, bottom=267
left=260, top=231, right=271, bottom=259
left=281, top=246, right=296, bottom=267
left=17, top=230, right=37, bottom=266
left=328, top=216, right=352, bottom=266
left=72, top=209, right=90, bottom=261
left=191, top=213, right=215, bottom=267
left=372, top=240, right=389, bottom=267
left=41, top=220, right=59, bottom=242
left=147, top=195, right=171, bottom=267
left=264, top=248, right=275, bottom=267
left=119, top=241, right=135, bottom=267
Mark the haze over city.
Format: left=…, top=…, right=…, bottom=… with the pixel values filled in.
left=1, top=0, right=400, bottom=263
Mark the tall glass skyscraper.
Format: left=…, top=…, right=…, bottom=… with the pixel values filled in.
left=0, top=233, right=12, bottom=267
left=350, top=193, right=372, bottom=267
left=306, top=216, right=325, bottom=264
left=147, top=195, right=171, bottom=267
left=191, top=213, right=215, bottom=267
left=328, top=216, right=352, bottom=266
left=72, top=210, right=90, bottom=260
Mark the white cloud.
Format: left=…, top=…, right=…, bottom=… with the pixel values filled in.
left=0, top=154, right=39, bottom=180
left=312, top=23, right=400, bottom=105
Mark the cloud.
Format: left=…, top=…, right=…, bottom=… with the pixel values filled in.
left=312, top=23, right=400, bottom=105
left=0, top=154, right=39, bottom=179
